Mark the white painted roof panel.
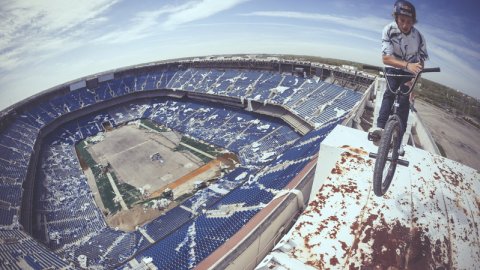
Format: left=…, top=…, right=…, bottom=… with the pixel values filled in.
left=257, top=125, right=479, bottom=269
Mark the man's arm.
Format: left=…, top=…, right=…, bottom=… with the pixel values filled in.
left=382, top=55, right=423, bottom=74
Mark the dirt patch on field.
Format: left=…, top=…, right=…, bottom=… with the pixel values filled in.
left=106, top=204, right=162, bottom=231
left=103, top=153, right=237, bottom=232
left=148, top=153, right=238, bottom=199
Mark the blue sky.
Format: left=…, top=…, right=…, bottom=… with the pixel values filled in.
left=1, top=0, right=479, bottom=110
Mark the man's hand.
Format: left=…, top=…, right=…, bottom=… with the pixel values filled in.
left=406, top=62, right=423, bottom=74
left=404, top=79, right=414, bottom=88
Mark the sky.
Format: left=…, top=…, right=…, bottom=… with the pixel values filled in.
left=1, top=0, right=479, bottom=110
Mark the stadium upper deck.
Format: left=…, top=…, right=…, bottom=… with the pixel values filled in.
left=0, top=55, right=373, bottom=269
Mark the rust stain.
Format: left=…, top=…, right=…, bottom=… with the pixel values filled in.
left=295, top=220, right=313, bottom=231
left=330, top=256, right=339, bottom=266
left=329, top=182, right=357, bottom=194
left=476, top=197, right=480, bottom=213
left=341, top=150, right=366, bottom=164
left=289, top=247, right=299, bottom=259
left=339, top=240, right=348, bottom=252
left=331, top=165, right=342, bottom=175
left=350, top=215, right=451, bottom=269
left=328, top=219, right=340, bottom=239
left=304, top=234, right=314, bottom=249
left=414, top=165, right=421, bottom=172
left=331, top=150, right=372, bottom=178
left=350, top=214, right=377, bottom=254
left=314, top=223, right=327, bottom=236
left=329, top=215, right=339, bottom=222
left=341, top=145, right=369, bottom=156
left=349, top=262, right=358, bottom=270
left=454, top=198, right=469, bottom=217
left=439, top=168, right=462, bottom=188
left=293, top=172, right=362, bottom=267
left=308, top=198, right=322, bottom=215
left=306, top=254, right=325, bottom=269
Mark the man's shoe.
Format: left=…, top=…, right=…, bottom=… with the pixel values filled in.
left=368, top=127, right=383, bottom=146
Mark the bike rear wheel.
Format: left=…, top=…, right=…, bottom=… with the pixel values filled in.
left=373, top=116, right=402, bottom=196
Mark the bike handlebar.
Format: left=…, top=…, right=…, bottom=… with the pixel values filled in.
left=362, top=65, right=441, bottom=74
left=362, top=65, right=441, bottom=95
left=362, top=65, right=382, bottom=71
left=421, top=67, right=441, bottom=73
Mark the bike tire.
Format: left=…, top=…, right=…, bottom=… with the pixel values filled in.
left=373, top=116, right=402, bottom=196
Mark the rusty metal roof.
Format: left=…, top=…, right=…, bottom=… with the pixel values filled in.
left=257, top=125, right=480, bottom=269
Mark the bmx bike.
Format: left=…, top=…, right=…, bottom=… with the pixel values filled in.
left=365, top=65, right=440, bottom=196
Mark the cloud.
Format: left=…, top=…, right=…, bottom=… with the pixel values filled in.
left=162, top=0, right=251, bottom=29
left=94, top=0, right=252, bottom=44
left=241, top=11, right=390, bottom=34
left=422, top=26, right=480, bottom=61
left=93, top=4, right=189, bottom=44
left=1, top=0, right=118, bottom=32
left=426, top=44, right=480, bottom=95
left=325, top=28, right=377, bottom=43
left=416, top=22, right=480, bottom=97
left=0, top=0, right=119, bottom=71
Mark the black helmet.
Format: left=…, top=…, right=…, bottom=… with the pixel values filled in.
left=393, top=0, right=416, bottom=21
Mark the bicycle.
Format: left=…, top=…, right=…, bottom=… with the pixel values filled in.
left=365, top=65, right=440, bottom=196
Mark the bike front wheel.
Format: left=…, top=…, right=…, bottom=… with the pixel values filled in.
left=373, top=116, right=402, bottom=196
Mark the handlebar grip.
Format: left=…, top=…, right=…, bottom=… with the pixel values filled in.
left=421, top=67, right=440, bottom=73
left=362, top=65, right=383, bottom=71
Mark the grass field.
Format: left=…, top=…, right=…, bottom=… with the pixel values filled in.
left=175, top=135, right=222, bottom=163
left=77, top=142, right=117, bottom=214
left=76, top=141, right=142, bottom=214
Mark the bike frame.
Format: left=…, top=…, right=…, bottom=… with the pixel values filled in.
left=365, top=65, right=440, bottom=196
left=385, top=67, right=440, bottom=124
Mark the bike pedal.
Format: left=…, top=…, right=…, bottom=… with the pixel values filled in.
left=367, top=132, right=373, bottom=141
left=367, top=132, right=379, bottom=142
left=398, top=158, right=409, bottom=167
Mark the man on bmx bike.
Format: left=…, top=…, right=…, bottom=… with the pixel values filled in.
left=369, top=0, right=429, bottom=154
left=368, top=1, right=439, bottom=196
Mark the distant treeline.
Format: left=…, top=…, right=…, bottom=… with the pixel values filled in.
left=415, top=78, right=479, bottom=122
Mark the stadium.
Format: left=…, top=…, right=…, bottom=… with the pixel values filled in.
left=0, top=55, right=478, bottom=270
